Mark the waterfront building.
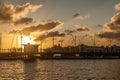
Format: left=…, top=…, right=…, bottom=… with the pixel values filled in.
left=110, top=45, right=120, bottom=53
left=44, top=43, right=120, bottom=53
left=84, top=46, right=105, bottom=52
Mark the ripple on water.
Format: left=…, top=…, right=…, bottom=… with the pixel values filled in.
left=0, top=59, right=120, bottom=80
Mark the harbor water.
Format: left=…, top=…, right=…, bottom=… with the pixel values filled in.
left=0, top=59, right=120, bottom=80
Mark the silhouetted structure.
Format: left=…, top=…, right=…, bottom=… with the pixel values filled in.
left=44, top=44, right=120, bottom=53
left=23, top=43, right=39, bottom=53
left=0, top=33, right=1, bottom=51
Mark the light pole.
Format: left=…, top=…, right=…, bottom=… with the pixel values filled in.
left=89, top=34, right=96, bottom=46
left=0, top=33, right=1, bottom=52
left=20, top=32, right=23, bottom=53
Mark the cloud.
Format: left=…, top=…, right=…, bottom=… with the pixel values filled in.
left=0, top=2, right=42, bottom=25
left=114, top=3, right=120, bottom=10
left=9, top=30, right=20, bottom=34
left=0, top=2, right=13, bottom=24
left=97, top=32, right=120, bottom=39
left=9, top=21, right=63, bottom=35
left=104, top=12, right=120, bottom=30
left=13, top=17, right=33, bottom=25
left=73, top=13, right=83, bottom=20
left=73, top=13, right=90, bottom=20
left=75, top=25, right=90, bottom=32
left=106, top=12, right=120, bottom=31
left=64, top=26, right=90, bottom=35
left=97, top=5, right=120, bottom=40
left=76, top=27, right=90, bottom=32
left=35, top=31, right=65, bottom=41
left=64, top=30, right=76, bottom=35
left=14, top=2, right=42, bottom=18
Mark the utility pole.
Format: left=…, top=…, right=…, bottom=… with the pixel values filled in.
left=70, top=35, right=77, bottom=46
left=0, top=33, right=1, bottom=52
left=93, top=35, right=96, bottom=46
left=74, top=36, right=77, bottom=47
left=40, top=40, right=42, bottom=52
left=53, top=36, right=54, bottom=47
left=16, top=35, right=18, bottom=50
left=78, top=35, right=87, bottom=45
left=52, top=36, right=55, bottom=47
left=108, top=39, right=112, bottom=47
left=89, top=34, right=96, bottom=46
left=59, top=39, right=64, bottom=47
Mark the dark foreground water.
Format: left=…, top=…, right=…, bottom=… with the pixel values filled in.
left=0, top=59, right=120, bottom=80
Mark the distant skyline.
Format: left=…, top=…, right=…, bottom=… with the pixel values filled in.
left=0, top=0, right=120, bottom=49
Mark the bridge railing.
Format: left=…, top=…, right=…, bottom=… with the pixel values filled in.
left=0, top=48, right=22, bottom=53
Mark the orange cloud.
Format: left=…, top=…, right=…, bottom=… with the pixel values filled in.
left=9, top=21, right=63, bottom=36
left=114, top=3, right=120, bottom=10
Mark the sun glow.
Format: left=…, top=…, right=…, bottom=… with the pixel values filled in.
left=22, top=36, right=35, bottom=44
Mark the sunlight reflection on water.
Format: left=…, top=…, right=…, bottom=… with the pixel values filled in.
left=0, top=59, right=120, bottom=80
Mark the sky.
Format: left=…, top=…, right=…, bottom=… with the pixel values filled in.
left=0, top=0, right=120, bottom=49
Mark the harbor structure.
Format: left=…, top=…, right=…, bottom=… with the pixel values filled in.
left=23, top=43, right=39, bottom=53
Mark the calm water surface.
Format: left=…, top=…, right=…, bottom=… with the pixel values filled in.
left=0, top=59, right=120, bottom=80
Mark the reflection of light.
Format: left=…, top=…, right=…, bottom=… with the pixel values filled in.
left=22, top=36, right=35, bottom=44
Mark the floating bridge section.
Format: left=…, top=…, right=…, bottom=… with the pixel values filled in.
left=0, top=52, right=36, bottom=60
left=38, top=52, right=120, bottom=59
left=0, top=51, right=120, bottom=60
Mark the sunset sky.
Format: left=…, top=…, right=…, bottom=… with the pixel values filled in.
left=0, top=0, right=120, bottom=49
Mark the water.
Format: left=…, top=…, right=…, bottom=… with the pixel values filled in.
left=0, top=59, right=120, bottom=80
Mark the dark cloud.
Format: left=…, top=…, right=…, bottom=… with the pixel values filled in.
left=21, top=21, right=63, bottom=35
left=48, top=31, right=65, bottom=37
left=64, top=30, right=76, bottom=35
left=0, top=2, right=42, bottom=25
left=35, top=31, right=65, bottom=41
left=97, top=32, right=120, bottom=39
left=36, top=21, right=63, bottom=31
left=73, top=13, right=83, bottom=20
left=64, top=27, right=90, bottom=35
left=77, top=27, right=90, bottom=32
left=73, top=13, right=90, bottom=20
left=13, top=17, right=33, bottom=25
left=9, top=21, right=63, bottom=35
left=0, top=2, right=13, bottom=24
